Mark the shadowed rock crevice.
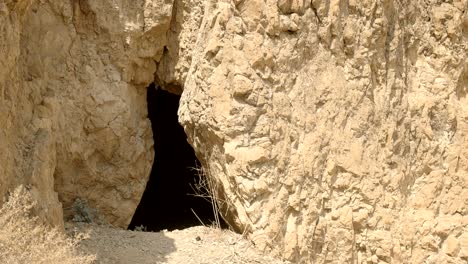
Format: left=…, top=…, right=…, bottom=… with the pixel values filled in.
left=129, top=84, right=226, bottom=231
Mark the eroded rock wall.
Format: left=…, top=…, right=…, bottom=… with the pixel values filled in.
left=0, top=0, right=64, bottom=226
left=162, top=0, right=467, bottom=263
left=1, top=0, right=467, bottom=262
left=1, top=0, right=174, bottom=227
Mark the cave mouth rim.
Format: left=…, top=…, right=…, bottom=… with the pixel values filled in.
left=128, top=83, right=229, bottom=232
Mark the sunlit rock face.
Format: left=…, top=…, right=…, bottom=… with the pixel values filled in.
left=168, top=0, right=467, bottom=263
left=1, top=0, right=467, bottom=263
left=0, top=0, right=174, bottom=228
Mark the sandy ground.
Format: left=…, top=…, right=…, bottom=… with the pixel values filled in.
left=67, top=223, right=290, bottom=264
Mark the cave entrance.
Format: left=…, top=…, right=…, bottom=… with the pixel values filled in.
left=129, top=83, right=226, bottom=231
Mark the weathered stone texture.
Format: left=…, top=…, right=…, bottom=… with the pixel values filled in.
left=0, top=0, right=64, bottom=227
left=172, top=0, right=467, bottom=263
left=0, top=0, right=466, bottom=263
left=1, top=0, right=174, bottom=227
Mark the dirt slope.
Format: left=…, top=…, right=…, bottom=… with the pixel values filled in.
left=68, top=223, right=290, bottom=264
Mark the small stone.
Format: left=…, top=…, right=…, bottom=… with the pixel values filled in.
left=443, top=235, right=460, bottom=257
left=458, top=233, right=468, bottom=259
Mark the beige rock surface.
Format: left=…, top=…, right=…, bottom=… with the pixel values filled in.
left=170, top=0, right=467, bottom=263
left=1, top=0, right=467, bottom=263
left=1, top=0, right=173, bottom=228
left=0, top=0, right=64, bottom=227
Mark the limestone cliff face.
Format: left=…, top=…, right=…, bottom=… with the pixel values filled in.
left=1, top=0, right=467, bottom=263
left=1, top=0, right=173, bottom=227
left=0, top=0, right=64, bottom=227
left=165, top=0, right=468, bottom=263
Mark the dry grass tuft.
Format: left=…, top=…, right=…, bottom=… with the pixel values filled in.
left=190, top=164, right=230, bottom=230
left=0, top=185, right=96, bottom=264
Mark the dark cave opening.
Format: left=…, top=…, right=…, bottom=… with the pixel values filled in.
left=129, top=83, right=227, bottom=232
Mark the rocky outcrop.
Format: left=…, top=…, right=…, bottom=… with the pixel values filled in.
left=167, top=0, right=467, bottom=263
left=25, top=0, right=167, bottom=227
left=0, top=0, right=64, bottom=227
left=1, top=0, right=467, bottom=263
left=1, top=0, right=173, bottom=227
